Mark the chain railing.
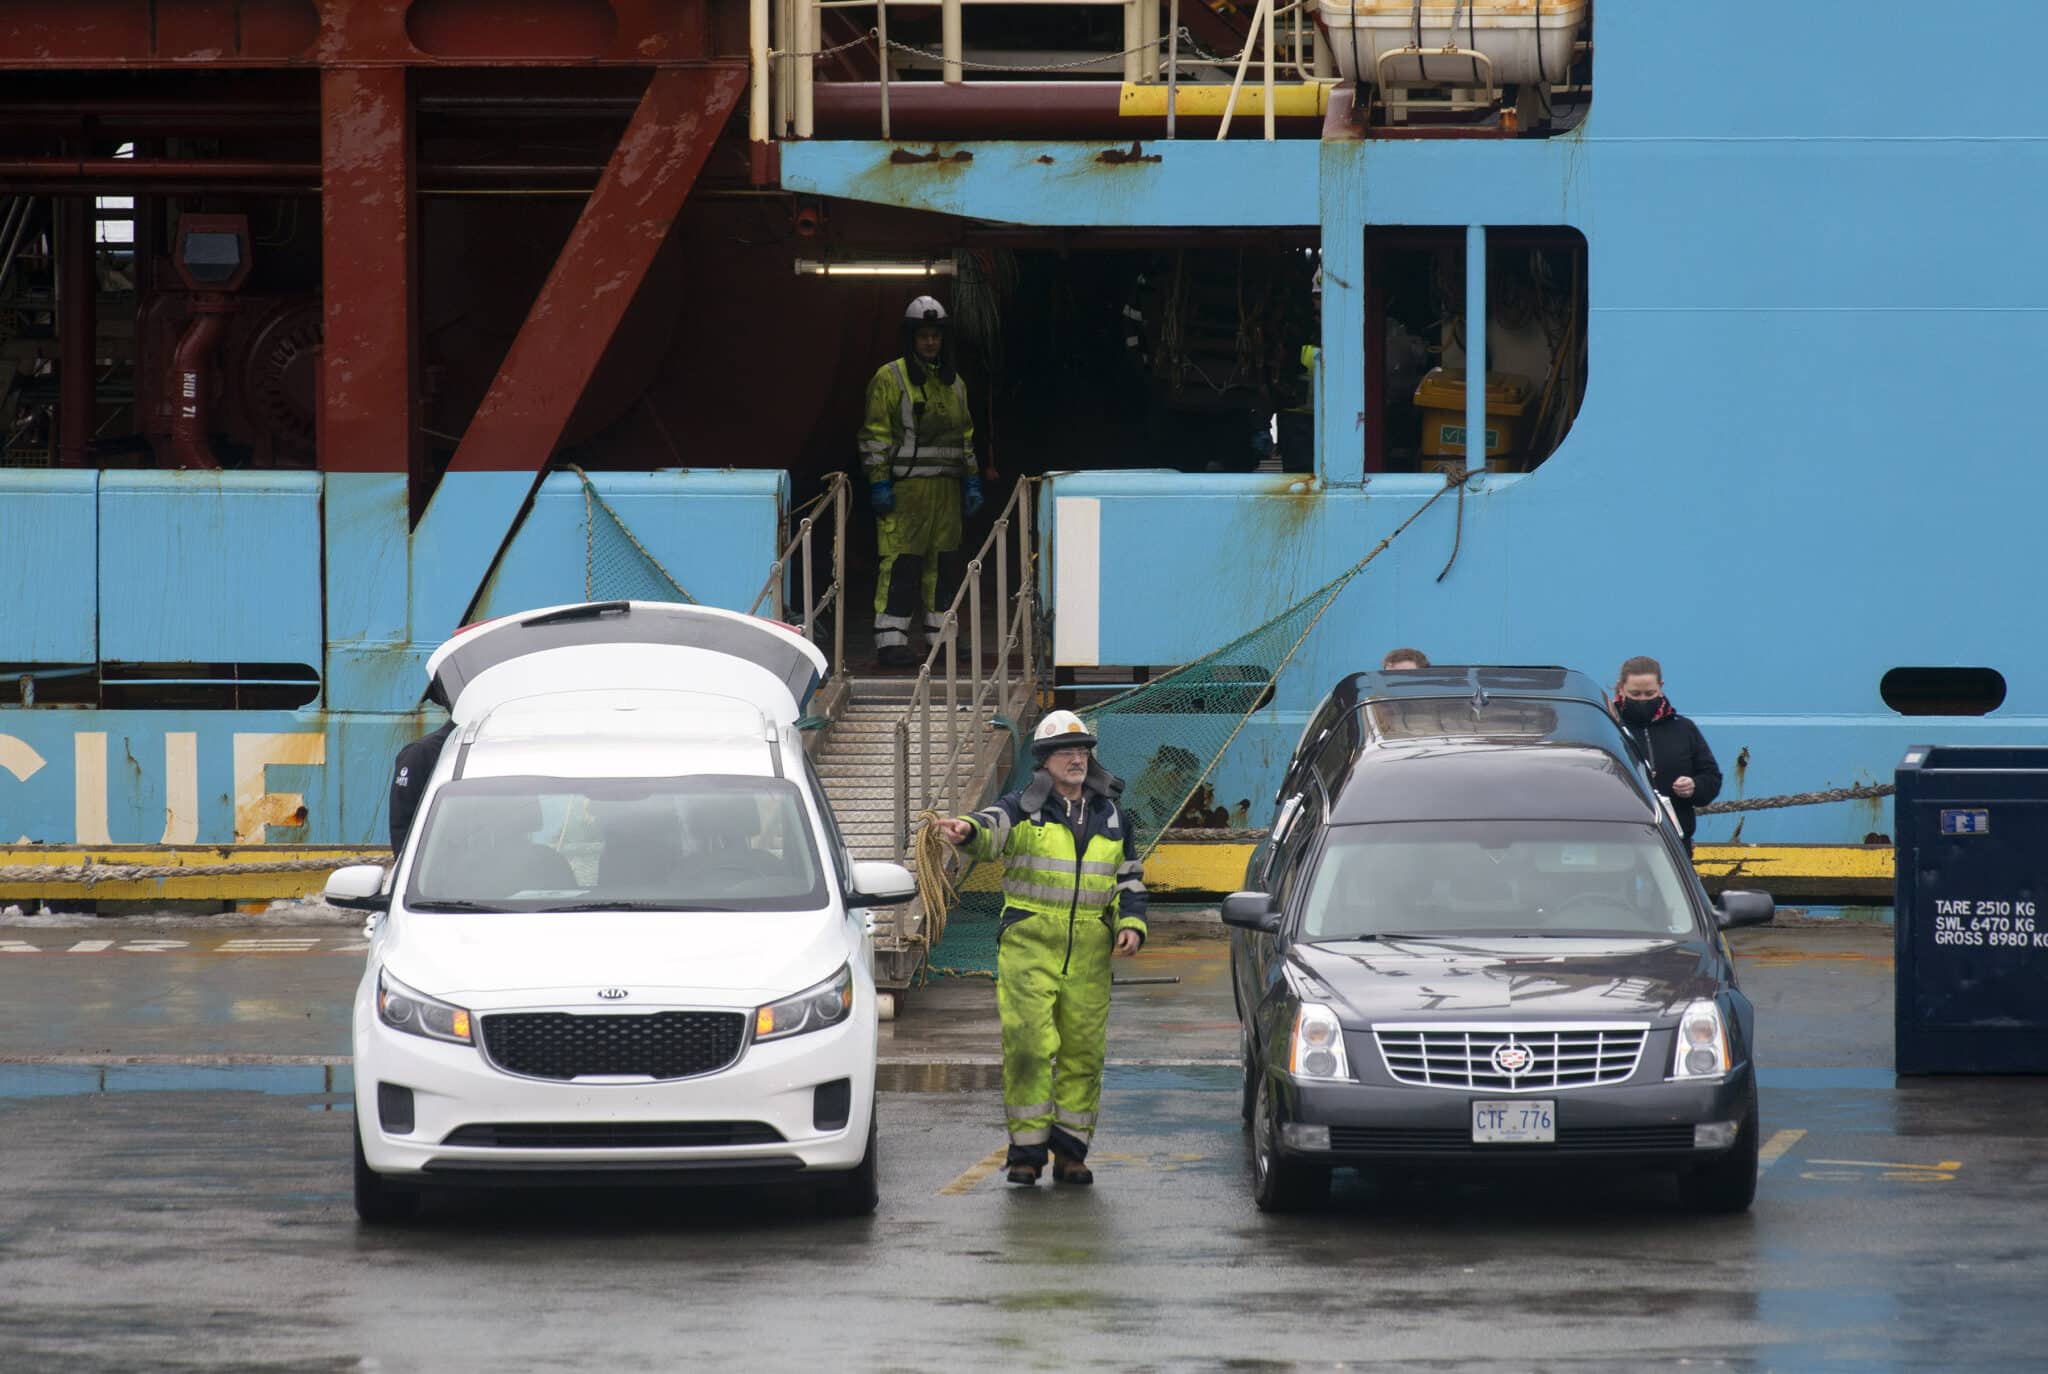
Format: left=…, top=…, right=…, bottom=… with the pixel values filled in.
left=748, top=471, right=849, bottom=683
left=891, top=475, right=1038, bottom=854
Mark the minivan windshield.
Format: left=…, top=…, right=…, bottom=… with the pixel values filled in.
left=405, top=774, right=828, bottom=913
left=1298, top=820, right=1698, bottom=940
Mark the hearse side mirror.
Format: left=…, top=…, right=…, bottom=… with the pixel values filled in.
left=1220, top=891, right=1282, bottom=934
left=324, top=863, right=390, bottom=913
left=849, top=860, right=918, bottom=907
left=1715, top=889, right=1775, bottom=930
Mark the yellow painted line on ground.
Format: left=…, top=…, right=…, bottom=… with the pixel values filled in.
left=938, top=1146, right=1010, bottom=1195
left=1808, top=1157, right=1961, bottom=1172
left=1756, top=1128, right=1806, bottom=1174
left=1118, top=81, right=1329, bottom=118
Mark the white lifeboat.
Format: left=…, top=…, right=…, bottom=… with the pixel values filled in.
left=1317, top=0, right=1587, bottom=90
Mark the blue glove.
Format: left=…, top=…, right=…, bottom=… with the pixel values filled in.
left=869, top=479, right=895, bottom=516
left=963, top=474, right=985, bottom=518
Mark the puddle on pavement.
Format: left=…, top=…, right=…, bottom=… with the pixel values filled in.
left=0, top=1063, right=355, bottom=1099
left=877, top=1062, right=1237, bottom=1093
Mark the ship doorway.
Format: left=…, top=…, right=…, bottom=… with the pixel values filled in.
left=1363, top=226, right=1587, bottom=475
left=790, top=235, right=1318, bottom=672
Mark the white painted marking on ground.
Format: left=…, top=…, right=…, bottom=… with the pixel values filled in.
left=65, top=940, right=115, bottom=953
left=0, top=941, right=39, bottom=954
left=120, top=941, right=189, bottom=953
left=216, top=938, right=322, bottom=952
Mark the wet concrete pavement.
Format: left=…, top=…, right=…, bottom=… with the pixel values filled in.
left=3, top=917, right=2046, bottom=1371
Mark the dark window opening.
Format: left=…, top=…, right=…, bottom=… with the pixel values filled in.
left=1880, top=668, right=2006, bottom=717
left=1365, top=226, right=1588, bottom=478
left=2, top=662, right=322, bottom=711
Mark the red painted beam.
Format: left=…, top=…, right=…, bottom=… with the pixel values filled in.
left=317, top=67, right=419, bottom=480
left=0, top=0, right=715, bottom=68
left=446, top=65, right=745, bottom=475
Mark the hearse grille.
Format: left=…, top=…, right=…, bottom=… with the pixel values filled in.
left=1328, top=1124, right=1698, bottom=1154
left=480, top=1011, right=747, bottom=1081
left=1373, top=1023, right=1650, bottom=1091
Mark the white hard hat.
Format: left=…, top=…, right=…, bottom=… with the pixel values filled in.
left=905, top=295, right=948, bottom=323
left=1031, top=709, right=1098, bottom=758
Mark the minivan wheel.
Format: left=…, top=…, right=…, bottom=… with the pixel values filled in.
left=1678, top=1096, right=1760, bottom=1214
left=353, top=1119, right=420, bottom=1225
left=1251, top=1075, right=1328, bottom=1213
left=817, top=1100, right=880, bottom=1217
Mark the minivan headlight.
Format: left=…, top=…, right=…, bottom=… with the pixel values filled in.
left=1288, top=1002, right=1352, bottom=1081
left=755, top=964, right=855, bottom=1042
left=377, top=968, right=474, bottom=1045
left=1670, top=998, right=1731, bottom=1079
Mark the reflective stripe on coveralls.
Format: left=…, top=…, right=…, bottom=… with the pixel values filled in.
left=964, top=787, right=1147, bottom=1164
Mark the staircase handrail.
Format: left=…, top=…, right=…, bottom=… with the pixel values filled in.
left=891, top=474, right=1039, bottom=853
left=748, top=471, right=849, bottom=682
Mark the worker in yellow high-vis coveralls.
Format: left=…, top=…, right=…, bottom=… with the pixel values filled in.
left=934, top=711, right=1148, bottom=1185
left=858, top=296, right=982, bottom=668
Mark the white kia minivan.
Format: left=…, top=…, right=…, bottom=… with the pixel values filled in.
left=324, top=601, right=913, bottom=1222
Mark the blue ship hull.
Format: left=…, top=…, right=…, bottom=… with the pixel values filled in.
left=3, top=1, right=2034, bottom=848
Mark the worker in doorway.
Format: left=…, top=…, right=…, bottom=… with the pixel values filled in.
left=859, top=296, right=981, bottom=668
left=1612, top=655, right=1722, bottom=854
left=387, top=680, right=455, bottom=853
left=932, top=711, right=1148, bottom=1186
left=1382, top=648, right=1429, bottom=671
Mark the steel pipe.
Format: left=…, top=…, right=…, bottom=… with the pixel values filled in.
left=809, top=80, right=1323, bottom=138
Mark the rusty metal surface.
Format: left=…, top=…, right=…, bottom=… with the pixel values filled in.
left=446, top=64, right=744, bottom=475
left=812, top=82, right=1324, bottom=141
left=55, top=195, right=92, bottom=469
left=317, top=66, right=418, bottom=480
left=0, top=0, right=716, bottom=69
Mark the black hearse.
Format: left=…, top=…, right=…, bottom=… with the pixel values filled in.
left=1226, top=667, right=1773, bottom=1213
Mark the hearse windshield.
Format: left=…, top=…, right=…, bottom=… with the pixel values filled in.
left=1299, top=820, right=1697, bottom=940
left=406, top=774, right=828, bottom=913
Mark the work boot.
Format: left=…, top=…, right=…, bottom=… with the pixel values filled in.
left=1050, top=1150, right=1093, bottom=1186
left=1006, top=1163, right=1041, bottom=1186
left=876, top=643, right=914, bottom=669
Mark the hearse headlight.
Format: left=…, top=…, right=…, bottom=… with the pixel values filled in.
left=377, top=968, right=474, bottom=1045
left=1671, top=999, right=1731, bottom=1079
left=1288, top=1002, right=1352, bottom=1081
left=755, top=964, right=855, bottom=1042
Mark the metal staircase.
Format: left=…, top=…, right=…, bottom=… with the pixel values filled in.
left=752, top=473, right=1041, bottom=997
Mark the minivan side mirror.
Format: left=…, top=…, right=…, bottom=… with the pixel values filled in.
left=849, top=861, right=918, bottom=907
left=1715, top=889, right=1774, bottom=929
left=1220, top=891, right=1282, bottom=933
left=324, top=863, right=390, bottom=912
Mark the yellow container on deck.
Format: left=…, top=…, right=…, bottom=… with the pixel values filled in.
left=1414, top=368, right=1535, bottom=474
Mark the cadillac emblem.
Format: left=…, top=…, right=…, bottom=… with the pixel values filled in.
left=1491, top=1041, right=1534, bottom=1075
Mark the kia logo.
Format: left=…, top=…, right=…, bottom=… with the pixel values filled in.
left=597, top=988, right=629, bottom=1001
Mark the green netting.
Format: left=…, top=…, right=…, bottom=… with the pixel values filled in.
left=573, top=467, right=696, bottom=605
left=922, top=478, right=1470, bottom=979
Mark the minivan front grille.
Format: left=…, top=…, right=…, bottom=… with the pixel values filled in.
left=480, top=1011, right=747, bottom=1081
left=1373, top=1023, right=1649, bottom=1091
left=441, top=1121, right=783, bottom=1149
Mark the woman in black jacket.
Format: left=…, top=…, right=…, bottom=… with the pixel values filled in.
left=1613, top=655, right=1722, bottom=852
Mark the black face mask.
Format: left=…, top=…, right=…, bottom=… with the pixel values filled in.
left=1618, top=696, right=1663, bottom=726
